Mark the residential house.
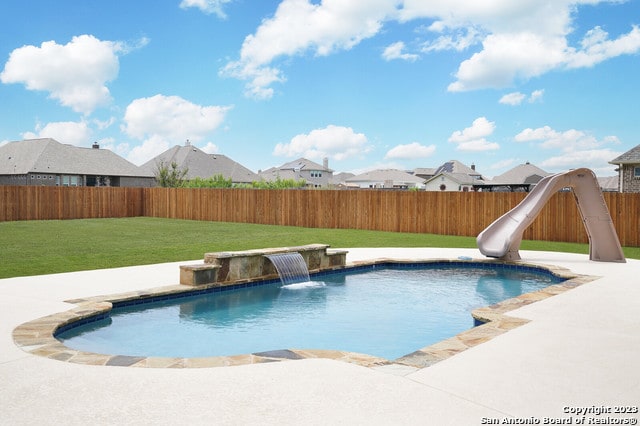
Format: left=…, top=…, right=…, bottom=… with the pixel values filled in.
left=476, top=162, right=549, bottom=192
left=597, top=176, right=619, bottom=192
left=139, top=142, right=260, bottom=185
left=433, top=160, right=483, bottom=180
left=424, top=172, right=477, bottom=192
left=0, top=138, right=154, bottom=187
left=344, top=169, right=426, bottom=189
left=413, top=167, right=437, bottom=181
left=609, top=144, right=640, bottom=192
left=422, top=160, right=484, bottom=191
left=258, top=158, right=333, bottom=188
left=329, top=172, right=356, bottom=188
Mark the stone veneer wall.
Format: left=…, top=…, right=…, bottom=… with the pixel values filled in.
left=180, top=244, right=347, bottom=286
left=621, top=165, right=640, bottom=193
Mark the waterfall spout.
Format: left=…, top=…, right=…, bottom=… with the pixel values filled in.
left=265, top=252, right=310, bottom=286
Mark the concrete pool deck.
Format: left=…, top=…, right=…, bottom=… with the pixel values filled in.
left=1, top=248, right=638, bottom=425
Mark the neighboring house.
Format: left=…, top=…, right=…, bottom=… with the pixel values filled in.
left=139, top=142, right=260, bottom=185
left=413, top=167, right=437, bottom=181
left=258, top=158, right=333, bottom=188
left=344, top=169, right=426, bottom=189
left=329, top=172, right=356, bottom=188
left=609, top=144, right=640, bottom=192
left=597, top=176, right=619, bottom=192
left=421, top=160, right=484, bottom=192
left=0, top=138, right=154, bottom=187
left=476, top=162, right=550, bottom=192
left=434, top=160, right=484, bottom=180
left=424, top=172, right=477, bottom=192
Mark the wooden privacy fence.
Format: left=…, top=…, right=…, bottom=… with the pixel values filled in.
left=1, top=186, right=639, bottom=247
left=0, top=186, right=144, bottom=221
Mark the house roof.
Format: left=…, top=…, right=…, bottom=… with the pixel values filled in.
left=487, top=162, right=549, bottom=185
left=434, top=160, right=481, bottom=177
left=425, top=172, right=477, bottom=186
left=0, top=138, right=150, bottom=177
left=610, top=144, right=640, bottom=165
left=345, top=169, right=426, bottom=184
left=258, top=167, right=298, bottom=181
left=276, top=158, right=333, bottom=172
left=329, top=172, right=355, bottom=185
left=413, top=167, right=437, bottom=178
left=598, top=176, right=618, bottom=191
left=139, top=144, right=259, bottom=183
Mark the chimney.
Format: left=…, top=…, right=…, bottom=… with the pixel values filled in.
left=471, top=163, right=475, bottom=171
left=185, top=139, right=191, bottom=146
left=323, top=157, right=329, bottom=170
left=92, top=142, right=99, bottom=149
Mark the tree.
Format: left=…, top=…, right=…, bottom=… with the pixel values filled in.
left=155, top=161, right=188, bottom=187
left=185, top=174, right=233, bottom=188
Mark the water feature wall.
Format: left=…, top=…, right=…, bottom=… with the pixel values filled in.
left=265, top=253, right=311, bottom=285
left=179, top=244, right=347, bottom=286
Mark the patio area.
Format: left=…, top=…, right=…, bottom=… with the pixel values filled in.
left=1, top=248, right=638, bottom=425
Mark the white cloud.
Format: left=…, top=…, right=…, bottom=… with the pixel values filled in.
left=515, top=126, right=604, bottom=151
left=221, top=1, right=640, bottom=96
left=448, top=32, right=567, bottom=92
left=122, top=94, right=231, bottom=164
left=1, top=35, right=127, bottom=114
left=200, top=142, right=219, bottom=153
left=273, top=124, right=371, bottom=161
left=22, top=120, right=92, bottom=146
left=541, top=149, right=622, bottom=172
left=421, top=27, right=483, bottom=52
left=382, top=41, right=419, bottom=62
left=500, top=89, right=544, bottom=105
left=515, top=125, right=622, bottom=172
left=179, top=0, right=232, bottom=18
left=528, top=89, right=544, bottom=103
left=221, top=0, right=399, bottom=99
left=385, top=142, right=435, bottom=159
left=449, top=117, right=495, bottom=142
left=567, top=25, right=640, bottom=68
left=449, top=117, right=499, bottom=152
left=499, top=92, right=526, bottom=106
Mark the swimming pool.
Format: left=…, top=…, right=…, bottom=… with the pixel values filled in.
left=56, top=262, right=565, bottom=361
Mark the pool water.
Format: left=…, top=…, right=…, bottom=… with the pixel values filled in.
left=57, top=264, right=563, bottom=360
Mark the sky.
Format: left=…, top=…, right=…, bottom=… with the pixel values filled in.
left=1, top=0, right=639, bottom=178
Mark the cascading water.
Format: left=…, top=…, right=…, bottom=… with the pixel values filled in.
left=265, top=252, right=311, bottom=286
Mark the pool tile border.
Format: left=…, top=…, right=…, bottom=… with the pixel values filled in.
left=12, top=258, right=598, bottom=372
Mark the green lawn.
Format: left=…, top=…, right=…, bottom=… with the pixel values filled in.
left=1, top=217, right=637, bottom=279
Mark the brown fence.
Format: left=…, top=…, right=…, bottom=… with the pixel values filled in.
left=0, top=186, right=144, bottom=221
left=1, top=186, right=639, bottom=247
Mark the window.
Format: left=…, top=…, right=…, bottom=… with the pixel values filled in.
left=634, top=167, right=640, bottom=178
left=310, top=171, right=323, bottom=178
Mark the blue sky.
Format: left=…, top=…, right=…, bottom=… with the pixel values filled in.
left=1, top=0, right=639, bottom=178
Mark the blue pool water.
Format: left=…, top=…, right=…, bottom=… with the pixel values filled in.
left=56, top=263, right=564, bottom=360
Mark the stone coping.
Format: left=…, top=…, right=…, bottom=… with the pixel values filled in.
left=12, top=258, right=597, bottom=372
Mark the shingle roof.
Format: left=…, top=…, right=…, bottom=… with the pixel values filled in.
left=434, top=160, right=480, bottom=176
left=277, top=158, right=332, bottom=172
left=345, top=169, right=426, bottom=184
left=610, top=144, right=640, bottom=164
left=598, top=176, right=618, bottom=191
left=488, top=163, right=549, bottom=185
left=0, top=138, right=150, bottom=177
left=139, top=144, right=259, bottom=183
left=413, top=167, right=437, bottom=177
left=424, top=172, right=477, bottom=185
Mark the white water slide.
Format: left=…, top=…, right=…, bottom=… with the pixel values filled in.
left=477, top=168, right=625, bottom=263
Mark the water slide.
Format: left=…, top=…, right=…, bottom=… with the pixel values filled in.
left=477, top=168, right=625, bottom=262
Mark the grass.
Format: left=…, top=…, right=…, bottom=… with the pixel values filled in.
left=1, top=217, right=637, bottom=279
